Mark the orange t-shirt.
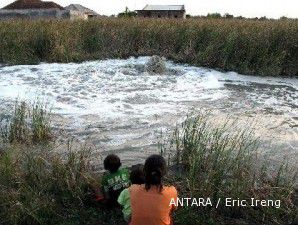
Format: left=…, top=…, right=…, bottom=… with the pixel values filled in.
left=129, top=184, right=178, bottom=225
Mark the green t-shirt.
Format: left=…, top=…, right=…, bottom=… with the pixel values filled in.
left=101, top=167, right=130, bottom=197
left=117, top=188, right=131, bottom=221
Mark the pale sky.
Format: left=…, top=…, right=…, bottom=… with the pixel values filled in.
left=1, top=0, right=297, bottom=18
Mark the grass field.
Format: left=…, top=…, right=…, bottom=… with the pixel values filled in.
left=0, top=18, right=297, bottom=76
left=0, top=102, right=297, bottom=225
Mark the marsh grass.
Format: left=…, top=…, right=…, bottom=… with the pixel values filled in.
left=162, top=112, right=297, bottom=224
left=0, top=105, right=297, bottom=224
left=0, top=18, right=297, bottom=76
left=0, top=101, right=52, bottom=144
left=0, top=102, right=123, bottom=225
left=31, top=102, right=52, bottom=143
left=0, top=143, right=109, bottom=225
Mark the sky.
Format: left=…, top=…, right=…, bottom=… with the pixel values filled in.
left=0, top=0, right=297, bottom=19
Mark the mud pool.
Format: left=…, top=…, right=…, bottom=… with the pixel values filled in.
left=0, top=57, right=297, bottom=166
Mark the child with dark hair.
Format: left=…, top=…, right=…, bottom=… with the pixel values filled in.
left=118, top=165, right=145, bottom=222
left=101, top=154, right=130, bottom=207
left=129, top=155, right=178, bottom=225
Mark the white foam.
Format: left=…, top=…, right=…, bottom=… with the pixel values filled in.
left=0, top=56, right=297, bottom=124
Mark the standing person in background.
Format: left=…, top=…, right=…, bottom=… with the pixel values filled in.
left=101, top=154, right=130, bottom=207
left=129, top=155, right=178, bottom=225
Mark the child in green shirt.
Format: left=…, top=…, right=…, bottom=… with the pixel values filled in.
left=118, top=165, right=145, bottom=222
left=101, top=154, right=130, bottom=207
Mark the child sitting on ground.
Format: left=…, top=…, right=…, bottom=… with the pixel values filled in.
left=118, top=165, right=145, bottom=222
left=129, top=155, right=178, bottom=225
left=101, top=154, right=130, bottom=207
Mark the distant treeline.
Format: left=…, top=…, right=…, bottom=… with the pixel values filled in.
left=0, top=18, right=297, bottom=76
left=194, top=13, right=296, bottom=21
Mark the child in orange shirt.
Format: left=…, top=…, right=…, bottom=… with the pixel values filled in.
left=129, top=155, right=178, bottom=225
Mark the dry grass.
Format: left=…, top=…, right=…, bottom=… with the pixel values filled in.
left=0, top=104, right=297, bottom=225
left=0, top=101, right=52, bottom=144
left=162, top=112, right=297, bottom=225
left=0, top=144, right=106, bottom=225
left=0, top=18, right=297, bottom=76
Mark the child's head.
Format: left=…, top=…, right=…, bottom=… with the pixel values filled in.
left=130, top=165, right=145, bottom=185
left=104, top=154, right=121, bottom=173
left=144, top=155, right=167, bottom=191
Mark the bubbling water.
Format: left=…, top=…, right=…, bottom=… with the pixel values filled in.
left=0, top=56, right=297, bottom=165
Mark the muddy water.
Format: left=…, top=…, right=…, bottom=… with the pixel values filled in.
left=0, top=57, right=297, bottom=167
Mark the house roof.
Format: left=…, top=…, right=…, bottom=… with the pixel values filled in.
left=2, top=0, right=64, bottom=10
left=140, top=5, right=185, bottom=11
left=64, top=4, right=98, bottom=15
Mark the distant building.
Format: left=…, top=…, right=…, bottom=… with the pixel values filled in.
left=137, top=5, right=186, bottom=19
left=65, top=4, right=99, bottom=20
left=2, top=0, right=64, bottom=10
left=0, top=0, right=69, bottom=20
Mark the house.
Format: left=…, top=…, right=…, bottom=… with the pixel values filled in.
left=0, top=0, right=69, bottom=19
left=2, top=0, right=64, bottom=10
left=136, top=5, right=186, bottom=19
left=65, top=4, right=99, bottom=20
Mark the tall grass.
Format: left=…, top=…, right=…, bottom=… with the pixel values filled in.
left=0, top=101, right=121, bottom=225
left=162, top=113, right=297, bottom=225
left=0, top=101, right=52, bottom=144
left=0, top=107, right=297, bottom=224
left=0, top=144, right=107, bottom=225
left=31, top=102, right=52, bottom=143
left=0, top=18, right=297, bottom=76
